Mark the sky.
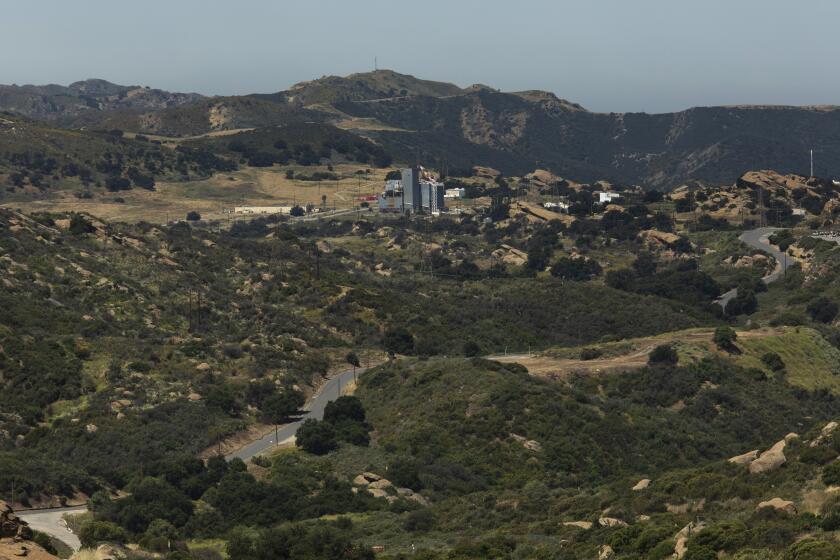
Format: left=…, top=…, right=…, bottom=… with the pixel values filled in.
left=3, top=0, right=840, bottom=113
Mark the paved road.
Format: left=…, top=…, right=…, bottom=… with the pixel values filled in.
left=17, top=505, right=86, bottom=551
left=228, top=366, right=367, bottom=461
left=716, top=227, right=793, bottom=308
left=15, top=365, right=369, bottom=550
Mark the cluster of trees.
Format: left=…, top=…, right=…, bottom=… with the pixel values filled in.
left=83, top=451, right=382, bottom=552
left=221, top=125, right=392, bottom=169
left=549, top=256, right=602, bottom=281
left=606, top=254, right=722, bottom=308
left=226, top=520, right=373, bottom=560
left=296, top=396, right=370, bottom=455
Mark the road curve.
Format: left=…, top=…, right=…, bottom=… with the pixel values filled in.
left=17, top=505, right=86, bottom=551
left=716, top=227, right=793, bottom=308
left=228, top=366, right=367, bottom=461
left=15, top=365, right=370, bottom=550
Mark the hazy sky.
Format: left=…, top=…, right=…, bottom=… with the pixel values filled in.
left=3, top=0, right=839, bottom=113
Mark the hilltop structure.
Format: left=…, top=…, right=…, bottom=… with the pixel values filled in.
left=378, top=166, right=445, bottom=215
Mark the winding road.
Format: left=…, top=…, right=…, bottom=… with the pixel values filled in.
left=716, top=227, right=793, bottom=308
left=18, top=365, right=369, bottom=551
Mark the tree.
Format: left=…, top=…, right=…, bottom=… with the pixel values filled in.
left=79, top=521, right=128, bottom=548
left=296, top=419, right=337, bottom=455
left=345, top=352, right=360, bottom=376
left=632, top=252, right=658, bottom=276
left=186, top=211, right=201, bottom=221
left=713, top=326, right=738, bottom=350
left=324, top=396, right=366, bottom=425
left=463, top=340, right=481, bottom=357
left=761, top=351, right=785, bottom=372
left=648, top=344, right=678, bottom=365
left=725, top=290, right=757, bottom=317
left=384, top=327, right=414, bottom=355
left=550, top=257, right=602, bottom=281
left=260, top=391, right=303, bottom=424
left=289, top=205, right=305, bottom=217
left=807, top=297, right=839, bottom=324
left=69, top=214, right=95, bottom=235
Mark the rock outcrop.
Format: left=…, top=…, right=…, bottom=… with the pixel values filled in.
left=749, top=439, right=787, bottom=474
left=728, top=449, right=759, bottom=466
left=756, top=498, right=797, bottom=515
left=352, top=473, right=429, bottom=506
left=0, top=501, right=58, bottom=560
left=597, top=517, right=627, bottom=528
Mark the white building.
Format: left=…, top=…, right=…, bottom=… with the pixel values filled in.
left=543, top=201, right=569, bottom=212
left=234, top=206, right=293, bottom=215
left=444, top=188, right=466, bottom=199
left=596, top=191, right=622, bottom=204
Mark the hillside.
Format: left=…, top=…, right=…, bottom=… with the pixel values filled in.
left=346, top=93, right=840, bottom=187
left=4, top=71, right=840, bottom=187
left=0, top=79, right=203, bottom=128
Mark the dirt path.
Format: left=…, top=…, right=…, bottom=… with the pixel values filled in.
left=494, top=328, right=784, bottom=379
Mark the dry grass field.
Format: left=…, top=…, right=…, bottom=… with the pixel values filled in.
left=1, top=163, right=391, bottom=223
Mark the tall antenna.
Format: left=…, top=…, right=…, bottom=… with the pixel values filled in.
left=374, top=56, right=378, bottom=71
left=810, top=148, right=814, bottom=178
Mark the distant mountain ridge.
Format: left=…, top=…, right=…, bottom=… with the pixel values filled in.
left=2, top=70, right=840, bottom=187
left=0, top=79, right=204, bottom=127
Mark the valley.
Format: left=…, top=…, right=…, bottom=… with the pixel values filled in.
left=4, top=66, right=840, bottom=560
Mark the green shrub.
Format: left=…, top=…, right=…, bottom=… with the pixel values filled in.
left=822, top=461, right=840, bottom=486
left=79, top=521, right=128, bottom=548
left=296, top=419, right=337, bottom=455
left=649, top=344, right=678, bottom=365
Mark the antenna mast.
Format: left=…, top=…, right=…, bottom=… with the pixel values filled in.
left=810, top=148, right=814, bottom=178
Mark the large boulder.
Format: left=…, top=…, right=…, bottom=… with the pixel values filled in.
left=598, top=544, right=615, bottom=560
left=632, top=479, right=651, bottom=491
left=674, top=521, right=706, bottom=559
left=756, top=498, right=797, bottom=515
left=598, top=517, right=628, bottom=528
left=749, top=439, right=786, bottom=474
left=810, top=421, right=838, bottom=448
left=562, top=521, right=593, bottom=530
left=729, top=449, right=759, bottom=466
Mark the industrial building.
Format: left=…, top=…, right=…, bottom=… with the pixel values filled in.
left=377, top=166, right=446, bottom=214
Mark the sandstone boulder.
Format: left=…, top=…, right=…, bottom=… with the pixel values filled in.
left=756, top=498, right=797, bottom=515
left=749, top=439, right=786, bottom=474
left=728, top=449, right=759, bottom=466
left=368, top=479, right=393, bottom=490
left=562, top=521, right=592, bottom=530
left=632, top=479, right=650, bottom=491
left=598, top=517, right=627, bottom=528
left=810, top=421, right=839, bottom=447
left=674, top=521, right=706, bottom=559
left=353, top=474, right=369, bottom=486
left=598, top=544, right=614, bottom=560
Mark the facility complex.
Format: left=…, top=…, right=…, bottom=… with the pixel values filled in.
left=378, top=167, right=446, bottom=215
